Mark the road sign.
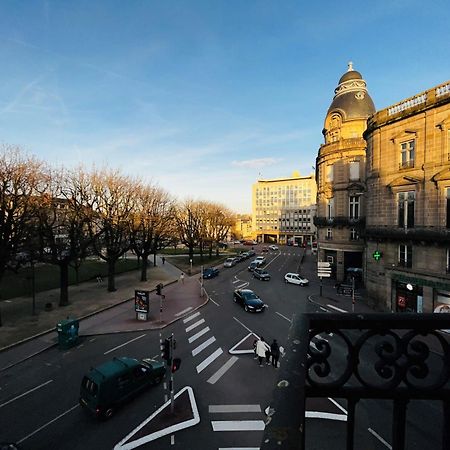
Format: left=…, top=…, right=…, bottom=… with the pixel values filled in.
left=317, top=272, right=331, bottom=278
left=317, top=267, right=332, bottom=272
left=318, top=262, right=331, bottom=267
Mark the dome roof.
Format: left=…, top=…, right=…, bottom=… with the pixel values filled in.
left=326, top=62, right=375, bottom=121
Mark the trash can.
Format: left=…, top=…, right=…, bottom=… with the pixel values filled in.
left=56, top=318, right=79, bottom=349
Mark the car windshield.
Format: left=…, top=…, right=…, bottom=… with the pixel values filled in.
left=243, top=291, right=258, bottom=300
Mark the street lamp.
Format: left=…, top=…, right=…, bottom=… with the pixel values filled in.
left=190, top=259, right=193, bottom=274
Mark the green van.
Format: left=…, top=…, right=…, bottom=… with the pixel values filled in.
left=79, top=356, right=166, bottom=419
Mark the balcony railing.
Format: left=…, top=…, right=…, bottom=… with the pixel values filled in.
left=365, top=226, right=450, bottom=243
left=261, top=313, right=450, bottom=450
left=314, top=216, right=365, bottom=228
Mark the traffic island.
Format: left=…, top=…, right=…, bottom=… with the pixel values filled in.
left=114, top=386, right=199, bottom=449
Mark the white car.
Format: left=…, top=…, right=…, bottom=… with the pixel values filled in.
left=224, top=257, right=237, bottom=268
left=284, top=272, right=309, bottom=286
left=269, top=245, right=279, bottom=251
left=254, top=256, right=266, bottom=265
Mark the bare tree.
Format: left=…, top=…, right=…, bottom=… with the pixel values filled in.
left=0, top=146, right=46, bottom=325
left=204, top=202, right=235, bottom=257
left=175, top=200, right=203, bottom=264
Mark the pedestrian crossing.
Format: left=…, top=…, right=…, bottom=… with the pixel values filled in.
left=183, top=312, right=238, bottom=385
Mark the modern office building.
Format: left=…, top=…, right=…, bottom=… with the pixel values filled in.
left=315, top=63, right=375, bottom=281
left=252, top=171, right=317, bottom=245
left=364, top=80, right=450, bottom=312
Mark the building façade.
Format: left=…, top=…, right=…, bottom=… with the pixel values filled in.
left=364, top=81, right=450, bottom=313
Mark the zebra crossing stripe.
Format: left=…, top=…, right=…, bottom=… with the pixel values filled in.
left=196, top=348, right=223, bottom=373
left=175, top=307, right=193, bottom=317
left=183, top=312, right=201, bottom=323
left=211, top=420, right=265, bottom=431
left=192, top=336, right=216, bottom=356
left=188, top=327, right=210, bottom=343
left=209, top=405, right=261, bottom=413
left=185, top=319, right=205, bottom=333
left=207, top=356, right=238, bottom=385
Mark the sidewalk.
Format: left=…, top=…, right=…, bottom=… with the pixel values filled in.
left=0, top=256, right=207, bottom=371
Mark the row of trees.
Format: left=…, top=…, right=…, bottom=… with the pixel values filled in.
left=0, top=145, right=235, bottom=323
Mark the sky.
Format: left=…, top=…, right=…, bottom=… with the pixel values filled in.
left=0, top=1, right=449, bottom=214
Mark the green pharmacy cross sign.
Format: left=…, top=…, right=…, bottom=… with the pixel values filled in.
left=373, top=250, right=382, bottom=261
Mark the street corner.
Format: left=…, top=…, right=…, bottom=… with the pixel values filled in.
left=229, top=331, right=260, bottom=355
left=114, top=386, right=199, bottom=449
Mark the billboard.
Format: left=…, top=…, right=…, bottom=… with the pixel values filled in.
left=135, top=290, right=150, bottom=313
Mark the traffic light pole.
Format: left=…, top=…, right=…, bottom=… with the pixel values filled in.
left=319, top=276, right=323, bottom=297
left=170, top=333, right=175, bottom=413
left=352, top=276, right=355, bottom=313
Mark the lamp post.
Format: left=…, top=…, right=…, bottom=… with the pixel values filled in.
left=31, top=259, right=36, bottom=316
left=190, top=258, right=193, bottom=275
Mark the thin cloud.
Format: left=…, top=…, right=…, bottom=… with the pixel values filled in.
left=232, top=158, right=280, bottom=169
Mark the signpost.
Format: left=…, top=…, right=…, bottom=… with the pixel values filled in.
left=317, top=262, right=332, bottom=296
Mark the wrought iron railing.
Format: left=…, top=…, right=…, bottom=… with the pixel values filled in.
left=261, top=313, right=450, bottom=450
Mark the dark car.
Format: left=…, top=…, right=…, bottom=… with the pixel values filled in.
left=233, top=289, right=266, bottom=313
left=248, top=261, right=259, bottom=272
left=253, top=268, right=271, bottom=281
left=203, top=267, right=219, bottom=279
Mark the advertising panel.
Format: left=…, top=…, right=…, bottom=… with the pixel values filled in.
left=135, top=290, right=150, bottom=313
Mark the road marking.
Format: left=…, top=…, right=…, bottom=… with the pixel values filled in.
left=275, top=311, right=291, bottom=322
left=305, top=411, right=347, bottom=421
left=185, top=319, right=205, bottom=333
left=0, top=380, right=53, bottom=409
left=233, top=278, right=241, bottom=284
left=211, top=420, right=265, bottom=431
left=233, top=317, right=253, bottom=334
left=196, top=348, right=223, bottom=373
left=104, top=334, right=146, bottom=355
left=209, top=405, right=261, bottom=413
left=209, top=296, right=220, bottom=306
left=319, top=307, right=328, bottom=312
left=171, top=434, right=175, bottom=445
left=17, top=404, right=79, bottom=444
left=328, top=398, right=347, bottom=414
left=188, top=327, right=210, bottom=343
left=192, top=336, right=216, bottom=356
left=183, top=312, right=200, bottom=323
left=236, top=282, right=249, bottom=289
left=219, top=448, right=259, bottom=450
left=368, top=428, right=392, bottom=449
left=326, top=304, right=347, bottom=313
left=175, top=307, right=193, bottom=317
left=207, top=356, right=239, bottom=384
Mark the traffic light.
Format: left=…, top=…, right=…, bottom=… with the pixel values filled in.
left=161, top=338, right=172, bottom=365
left=171, top=357, right=181, bottom=373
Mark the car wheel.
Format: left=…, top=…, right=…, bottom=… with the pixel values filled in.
left=103, top=407, right=115, bottom=419
left=153, top=376, right=162, bottom=385
left=244, top=305, right=249, bottom=312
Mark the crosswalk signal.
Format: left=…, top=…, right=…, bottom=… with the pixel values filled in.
left=171, top=357, right=181, bottom=373
left=161, top=338, right=172, bottom=365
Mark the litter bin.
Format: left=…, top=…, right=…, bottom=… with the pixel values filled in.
left=56, top=318, right=79, bottom=349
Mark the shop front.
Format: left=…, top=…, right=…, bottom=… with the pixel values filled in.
left=394, top=281, right=423, bottom=313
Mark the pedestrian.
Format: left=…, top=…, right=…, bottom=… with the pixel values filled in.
left=180, top=272, right=185, bottom=284
left=255, top=337, right=270, bottom=367
left=270, top=339, right=280, bottom=368
left=253, top=338, right=258, bottom=359
left=162, top=257, right=165, bottom=265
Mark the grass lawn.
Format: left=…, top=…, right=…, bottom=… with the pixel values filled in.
left=0, top=258, right=141, bottom=300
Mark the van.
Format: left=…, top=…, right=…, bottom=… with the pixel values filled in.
left=79, top=356, right=166, bottom=419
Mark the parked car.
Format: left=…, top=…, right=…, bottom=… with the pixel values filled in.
left=233, top=289, right=266, bottom=313
left=240, top=251, right=250, bottom=259
left=269, top=245, right=279, bottom=251
left=254, top=256, right=266, bottom=265
left=247, top=250, right=256, bottom=257
left=203, top=267, right=219, bottom=279
left=79, top=357, right=165, bottom=419
left=284, top=272, right=309, bottom=286
left=253, top=268, right=271, bottom=281
left=261, top=246, right=269, bottom=253
left=243, top=240, right=258, bottom=246
left=224, top=257, right=237, bottom=268
left=248, top=261, right=259, bottom=272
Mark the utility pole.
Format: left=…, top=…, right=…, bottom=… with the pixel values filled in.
left=352, top=275, right=355, bottom=313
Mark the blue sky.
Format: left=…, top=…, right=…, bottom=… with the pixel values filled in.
left=0, top=1, right=449, bottom=213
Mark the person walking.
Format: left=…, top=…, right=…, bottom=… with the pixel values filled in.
left=270, top=339, right=280, bottom=368
left=256, top=337, right=270, bottom=367
left=162, top=257, right=165, bottom=265
left=180, top=272, right=185, bottom=284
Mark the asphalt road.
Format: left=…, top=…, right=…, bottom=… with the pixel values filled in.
left=0, top=248, right=445, bottom=449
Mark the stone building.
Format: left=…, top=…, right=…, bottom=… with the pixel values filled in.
left=364, top=81, right=450, bottom=312
left=315, top=63, right=375, bottom=281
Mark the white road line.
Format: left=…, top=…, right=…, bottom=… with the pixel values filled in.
left=183, top=312, right=200, bottom=323
left=233, top=279, right=241, bottom=284
left=275, top=311, right=291, bottom=322
left=209, top=405, right=261, bottom=413
left=219, top=448, right=259, bottom=450
left=233, top=317, right=253, bottom=334
left=175, top=307, right=193, bottom=317
left=104, top=334, right=146, bottom=355
left=236, top=282, right=248, bottom=289
left=171, top=434, right=175, bottom=445
left=185, top=319, right=205, bottom=333
left=326, top=304, right=347, bottom=313
left=0, top=380, right=53, bottom=409
left=305, top=411, right=347, bottom=421
left=188, top=327, right=210, bottom=343
left=17, top=404, right=79, bottom=444
left=319, top=307, right=328, bottom=312
left=192, top=336, right=216, bottom=356
left=211, top=420, right=265, bottom=431
left=368, top=428, right=392, bottom=449
left=196, top=348, right=223, bottom=373
left=207, top=356, right=239, bottom=384
left=328, top=398, right=347, bottom=414
left=209, top=297, right=220, bottom=306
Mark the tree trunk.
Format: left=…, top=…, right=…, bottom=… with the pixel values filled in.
left=59, top=262, right=70, bottom=306
left=209, top=243, right=213, bottom=258
left=153, top=252, right=156, bottom=267
left=141, top=255, right=148, bottom=282
left=107, top=259, right=116, bottom=292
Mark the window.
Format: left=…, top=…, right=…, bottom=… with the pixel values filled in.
left=400, top=140, right=415, bottom=169
left=326, top=164, right=334, bottom=182
left=399, top=244, right=412, bottom=268
left=350, top=228, right=358, bottom=240
left=349, top=161, right=360, bottom=180
left=349, top=195, right=360, bottom=219
left=447, top=188, right=450, bottom=228
left=398, top=191, right=415, bottom=229
left=326, top=228, right=333, bottom=240
left=327, top=198, right=334, bottom=219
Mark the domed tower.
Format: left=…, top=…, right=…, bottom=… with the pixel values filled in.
left=315, top=63, right=375, bottom=282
